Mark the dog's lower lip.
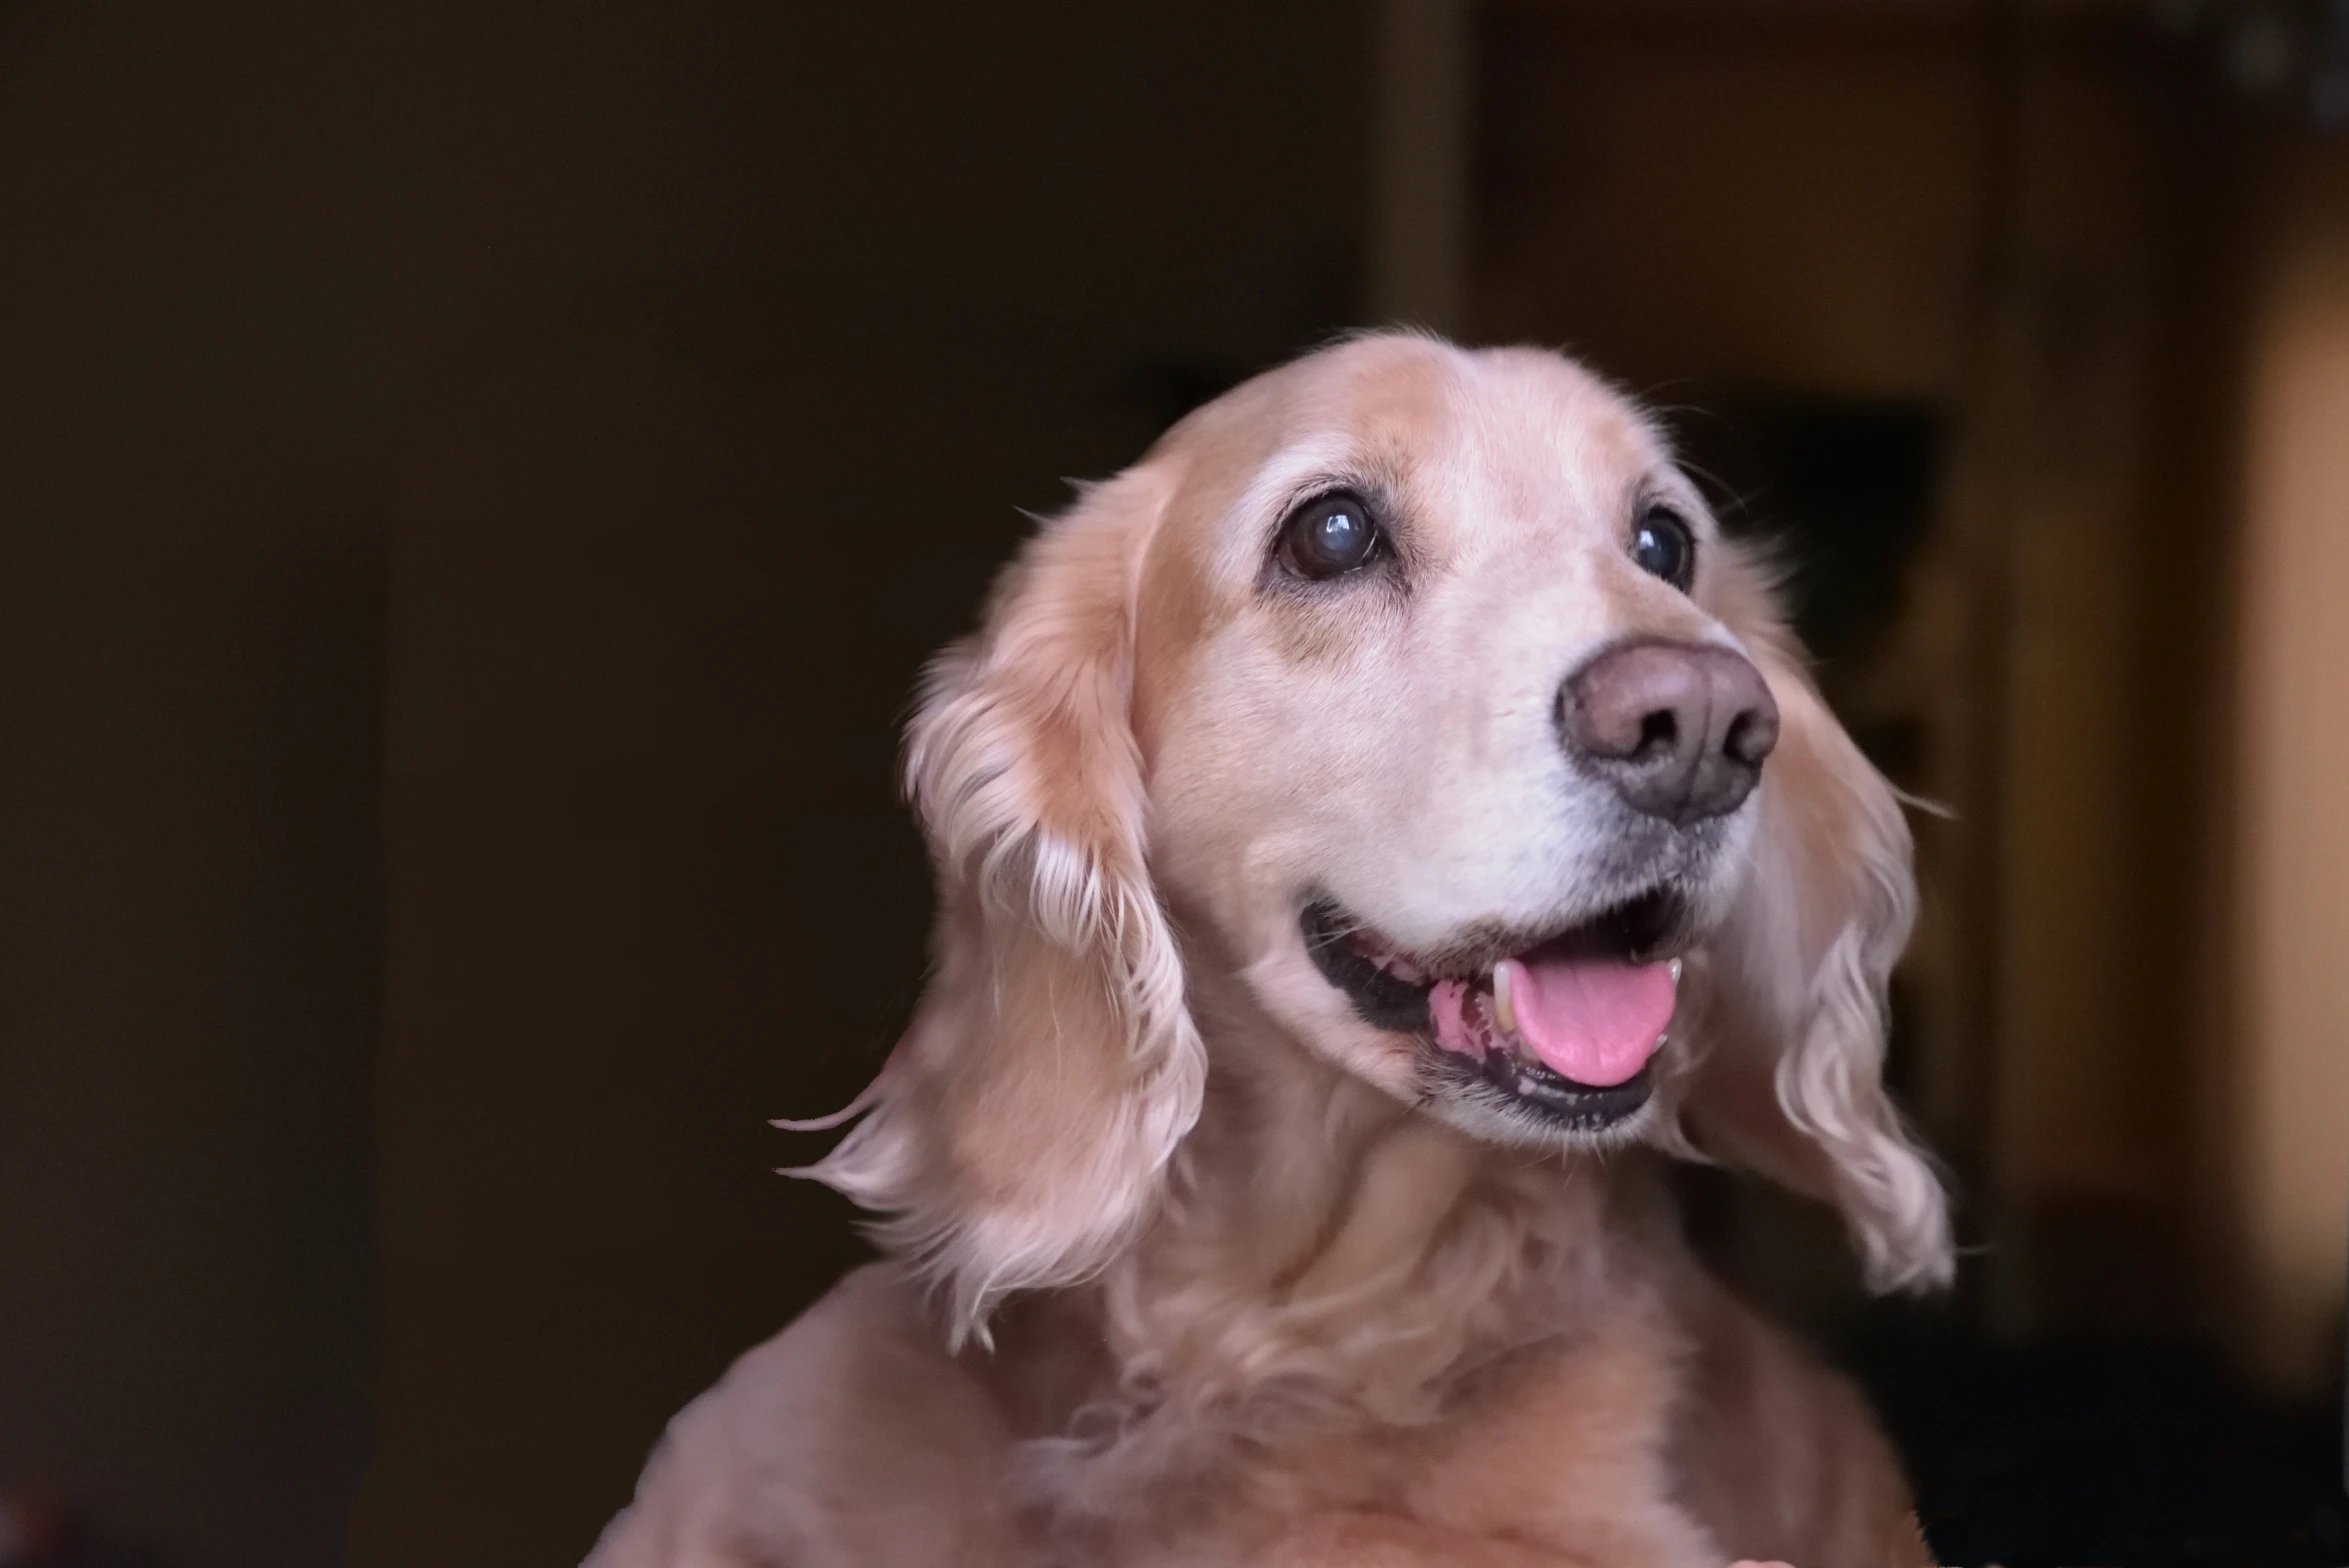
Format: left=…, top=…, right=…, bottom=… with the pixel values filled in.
left=1443, top=1048, right=1655, bottom=1131
left=1299, top=900, right=1434, bottom=1035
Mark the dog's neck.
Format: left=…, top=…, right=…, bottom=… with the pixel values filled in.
left=1065, top=978, right=1640, bottom=1427
left=955, top=968, right=1684, bottom=1541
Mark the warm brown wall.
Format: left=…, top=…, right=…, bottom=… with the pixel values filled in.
left=1475, top=5, right=1985, bottom=397
left=1962, top=23, right=2249, bottom=1337
left=343, top=5, right=1369, bottom=1564
left=2219, top=132, right=2349, bottom=1391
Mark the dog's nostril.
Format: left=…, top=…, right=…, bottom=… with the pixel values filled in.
left=1724, top=697, right=1781, bottom=769
left=1723, top=712, right=1760, bottom=766
left=1636, top=710, right=1678, bottom=756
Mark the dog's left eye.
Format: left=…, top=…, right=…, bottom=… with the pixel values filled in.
left=1631, top=505, right=1696, bottom=591
left=1277, top=491, right=1384, bottom=580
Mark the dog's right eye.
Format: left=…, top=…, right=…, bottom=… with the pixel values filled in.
left=1631, top=504, right=1696, bottom=592
left=1277, top=491, right=1384, bottom=581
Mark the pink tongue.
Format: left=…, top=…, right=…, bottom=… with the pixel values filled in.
left=1429, top=954, right=1675, bottom=1086
left=1503, top=954, right=1675, bottom=1086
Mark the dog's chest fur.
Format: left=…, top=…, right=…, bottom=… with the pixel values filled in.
left=973, top=1064, right=1726, bottom=1566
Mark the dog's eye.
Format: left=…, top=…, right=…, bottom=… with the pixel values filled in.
left=1277, top=491, right=1384, bottom=580
left=1631, top=505, right=1696, bottom=591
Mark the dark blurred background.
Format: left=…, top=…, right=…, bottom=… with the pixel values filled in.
left=1, top=1, right=2345, bottom=1563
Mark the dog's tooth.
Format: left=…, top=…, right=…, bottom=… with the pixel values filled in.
left=1491, top=961, right=1518, bottom=1038
left=1667, top=957, right=1683, bottom=990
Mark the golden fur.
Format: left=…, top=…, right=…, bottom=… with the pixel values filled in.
left=585, top=335, right=1950, bottom=1567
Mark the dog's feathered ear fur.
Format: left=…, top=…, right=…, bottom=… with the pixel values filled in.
left=1678, top=543, right=1953, bottom=1294
left=807, top=465, right=1203, bottom=1344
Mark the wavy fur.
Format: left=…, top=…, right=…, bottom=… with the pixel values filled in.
left=807, top=466, right=1207, bottom=1342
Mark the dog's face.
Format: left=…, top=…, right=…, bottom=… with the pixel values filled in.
left=1134, top=339, right=1769, bottom=1148
left=820, top=334, right=1948, bottom=1336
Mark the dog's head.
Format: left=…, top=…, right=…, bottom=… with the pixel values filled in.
left=813, top=334, right=1950, bottom=1337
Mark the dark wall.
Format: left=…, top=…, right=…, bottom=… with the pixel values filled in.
left=0, top=8, right=389, bottom=1568
left=0, top=3, right=1368, bottom=1566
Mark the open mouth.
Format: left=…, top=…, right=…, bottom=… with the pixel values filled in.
left=1299, top=889, right=1690, bottom=1134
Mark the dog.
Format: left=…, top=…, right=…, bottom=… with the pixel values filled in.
left=584, top=333, right=1951, bottom=1567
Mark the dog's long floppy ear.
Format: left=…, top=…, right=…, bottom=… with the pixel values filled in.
left=1677, top=543, right=1953, bottom=1294
left=805, top=464, right=1203, bottom=1343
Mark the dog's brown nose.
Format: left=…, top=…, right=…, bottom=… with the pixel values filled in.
left=1559, top=640, right=1779, bottom=824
